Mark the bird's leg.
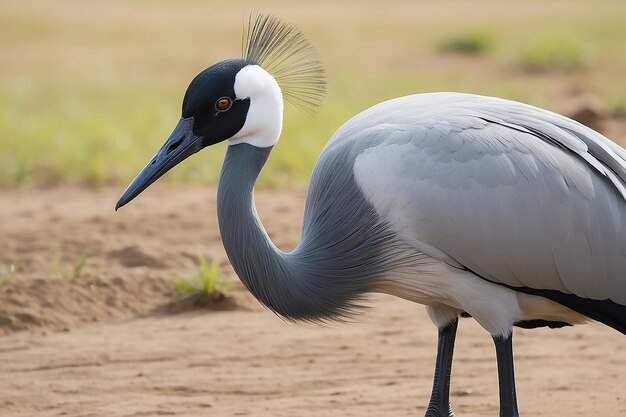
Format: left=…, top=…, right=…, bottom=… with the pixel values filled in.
left=425, top=318, right=458, bottom=417
left=493, top=332, right=520, bottom=417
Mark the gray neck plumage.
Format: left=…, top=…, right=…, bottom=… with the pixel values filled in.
left=217, top=143, right=416, bottom=322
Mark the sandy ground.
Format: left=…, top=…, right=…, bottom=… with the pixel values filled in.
left=0, top=186, right=625, bottom=416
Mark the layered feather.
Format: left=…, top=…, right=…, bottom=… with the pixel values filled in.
left=243, top=14, right=326, bottom=114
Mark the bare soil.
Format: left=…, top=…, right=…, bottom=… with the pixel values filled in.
left=0, top=186, right=624, bottom=416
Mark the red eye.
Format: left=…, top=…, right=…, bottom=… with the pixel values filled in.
left=216, top=97, right=232, bottom=112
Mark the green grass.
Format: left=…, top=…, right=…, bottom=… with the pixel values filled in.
left=518, top=34, right=594, bottom=72
left=49, top=249, right=90, bottom=280
left=438, top=30, right=494, bottom=55
left=71, top=253, right=90, bottom=280
left=0, top=261, right=24, bottom=289
left=1, top=0, right=625, bottom=188
left=170, top=256, right=233, bottom=300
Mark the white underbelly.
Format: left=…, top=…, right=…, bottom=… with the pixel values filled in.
left=374, top=259, right=589, bottom=336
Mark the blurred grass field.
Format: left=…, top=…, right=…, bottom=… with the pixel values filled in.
left=1, top=0, right=626, bottom=188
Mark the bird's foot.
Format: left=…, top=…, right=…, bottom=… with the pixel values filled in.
left=424, top=404, right=454, bottom=417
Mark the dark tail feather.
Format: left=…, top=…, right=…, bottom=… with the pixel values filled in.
left=464, top=266, right=626, bottom=335
left=514, top=287, right=626, bottom=335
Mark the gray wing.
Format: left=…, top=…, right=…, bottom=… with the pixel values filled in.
left=335, top=93, right=626, bottom=304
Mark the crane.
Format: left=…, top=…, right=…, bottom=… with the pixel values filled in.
left=116, top=14, right=626, bottom=417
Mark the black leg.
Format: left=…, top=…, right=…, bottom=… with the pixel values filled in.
left=493, top=333, right=520, bottom=417
left=425, top=318, right=458, bottom=417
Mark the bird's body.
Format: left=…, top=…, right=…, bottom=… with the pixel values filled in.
left=116, top=15, right=626, bottom=416
left=342, top=93, right=626, bottom=330
left=219, top=92, right=626, bottom=336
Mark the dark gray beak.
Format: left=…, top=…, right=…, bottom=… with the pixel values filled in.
left=115, top=117, right=202, bottom=210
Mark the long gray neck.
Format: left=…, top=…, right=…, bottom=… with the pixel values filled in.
left=217, top=143, right=415, bottom=321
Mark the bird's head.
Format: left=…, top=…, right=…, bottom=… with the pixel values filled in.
left=116, top=14, right=325, bottom=210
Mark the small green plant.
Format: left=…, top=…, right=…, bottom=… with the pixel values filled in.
left=71, top=253, right=90, bottom=280
left=0, top=261, right=24, bottom=289
left=438, top=30, right=494, bottom=55
left=170, top=255, right=233, bottom=300
left=519, top=35, right=593, bottom=73
left=49, top=248, right=90, bottom=280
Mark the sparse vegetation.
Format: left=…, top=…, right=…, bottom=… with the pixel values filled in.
left=0, top=1, right=625, bottom=188
left=71, top=253, right=90, bottom=280
left=438, top=30, right=494, bottom=55
left=518, top=34, right=593, bottom=73
left=170, top=256, right=233, bottom=300
left=49, top=249, right=91, bottom=280
left=0, top=261, right=24, bottom=289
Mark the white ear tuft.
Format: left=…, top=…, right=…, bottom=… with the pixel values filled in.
left=228, top=65, right=283, bottom=148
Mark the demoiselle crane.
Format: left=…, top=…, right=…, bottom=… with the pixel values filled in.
left=116, top=14, right=626, bottom=417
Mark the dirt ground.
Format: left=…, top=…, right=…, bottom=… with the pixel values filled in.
left=0, top=186, right=625, bottom=416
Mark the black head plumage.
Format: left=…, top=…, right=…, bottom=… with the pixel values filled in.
left=181, top=13, right=327, bottom=140
left=116, top=14, right=325, bottom=210
left=182, top=58, right=252, bottom=143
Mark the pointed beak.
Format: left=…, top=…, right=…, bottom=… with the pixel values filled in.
left=115, top=117, right=203, bottom=210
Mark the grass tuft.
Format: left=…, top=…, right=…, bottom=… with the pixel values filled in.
left=438, top=30, right=494, bottom=55
left=49, top=249, right=90, bottom=280
left=0, top=261, right=24, bottom=289
left=170, top=255, right=233, bottom=300
left=519, top=34, right=593, bottom=73
left=71, top=253, right=90, bottom=280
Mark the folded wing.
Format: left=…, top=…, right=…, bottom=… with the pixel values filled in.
left=342, top=93, right=626, bottom=305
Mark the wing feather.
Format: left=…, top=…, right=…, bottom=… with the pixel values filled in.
left=339, top=93, right=626, bottom=304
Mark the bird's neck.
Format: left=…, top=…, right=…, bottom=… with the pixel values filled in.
left=217, top=143, right=416, bottom=321
left=217, top=143, right=320, bottom=320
